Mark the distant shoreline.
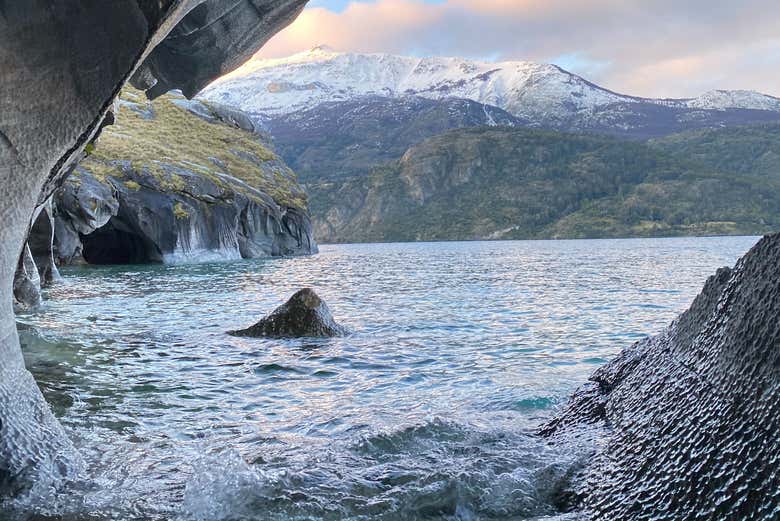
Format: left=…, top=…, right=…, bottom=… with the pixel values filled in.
left=316, top=233, right=766, bottom=247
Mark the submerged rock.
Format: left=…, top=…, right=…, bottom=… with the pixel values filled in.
left=542, top=233, right=780, bottom=519
left=229, top=288, right=349, bottom=338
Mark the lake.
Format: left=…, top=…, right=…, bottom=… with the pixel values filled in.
left=11, top=236, right=759, bottom=520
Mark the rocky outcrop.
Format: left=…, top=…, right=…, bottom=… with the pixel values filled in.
left=27, top=200, right=61, bottom=287
left=135, top=0, right=307, bottom=100
left=53, top=169, right=119, bottom=265
left=542, top=233, right=780, bottom=519
left=0, top=0, right=307, bottom=497
left=54, top=169, right=315, bottom=265
left=12, top=200, right=61, bottom=312
left=229, top=288, right=349, bottom=338
left=53, top=89, right=316, bottom=266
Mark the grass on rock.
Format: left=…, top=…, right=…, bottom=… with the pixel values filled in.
left=80, top=87, right=307, bottom=210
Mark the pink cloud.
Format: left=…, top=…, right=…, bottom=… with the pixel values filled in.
left=243, top=0, right=780, bottom=98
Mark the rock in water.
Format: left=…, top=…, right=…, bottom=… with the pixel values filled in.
left=229, top=289, right=349, bottom=338
left=12, top=245, right=42, bottom=312
left=542, top=233, right=780, bottom=519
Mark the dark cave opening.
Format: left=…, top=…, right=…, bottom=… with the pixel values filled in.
left=80, top=222, right=162, bottom=265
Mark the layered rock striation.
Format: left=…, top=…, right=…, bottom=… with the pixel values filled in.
left=12, top=200, right=61, bottom=311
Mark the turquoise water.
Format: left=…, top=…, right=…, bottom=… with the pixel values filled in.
left=12, top=236, right=759, bottom=520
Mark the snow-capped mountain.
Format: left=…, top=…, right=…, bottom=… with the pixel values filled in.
left=201, top=46, right=780, bottom=131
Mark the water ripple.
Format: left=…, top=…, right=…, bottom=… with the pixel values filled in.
left=10, top=236, right=758, bottom=520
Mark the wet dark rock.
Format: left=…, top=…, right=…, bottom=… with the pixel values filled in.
left=13, top=200, right=61, bottom=312
left=229, top=289, right=349, bottom=338
left=137, top=0, right=307, bottom=99
left=28, top=200, right=61, bottom=286
left=542, top=234, right=780, bottom=519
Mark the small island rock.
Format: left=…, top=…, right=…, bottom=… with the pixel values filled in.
left=228, top=288, right=349, bottom=338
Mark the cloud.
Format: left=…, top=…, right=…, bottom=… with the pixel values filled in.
left=248, top=0, right=780, bottom=98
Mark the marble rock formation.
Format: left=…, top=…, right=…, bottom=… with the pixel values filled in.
left=0, top=0, right=307, bottom=496
left=54, top=168, right=316, bottom=265
left=52, top=93, right=316, bottom=266
left=11, top=199, right=60, bottom=312
left=542, top=233, right=780, bottom=520
left=229, top=288, right=350, bottom=338
left=27, top=199, right=61, bottom=287
left=11, top=246, right=42, bottom=312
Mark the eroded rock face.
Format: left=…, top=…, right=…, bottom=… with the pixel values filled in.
left=137, top=0, right=307, bottom=99
left=12, top=200, right=60, bottom=312
left=0, top=0, right=307, bottom=496
left=0, top=1, right=150, bottom=494
left=27, top=200, right=61, bottom=286
left=543, top=234, right=780, bottom=519
left=12, top=246, right=42, bottom=312
left=229, top=288, right=349, bottom=338
left=54, top=168, right=316, bottom=265
left=53, top=91, right=316, bottom=265
left=53, top=168, right=119, bottom=265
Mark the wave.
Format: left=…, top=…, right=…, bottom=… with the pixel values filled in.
left=181, top=418, right=590, bottom=521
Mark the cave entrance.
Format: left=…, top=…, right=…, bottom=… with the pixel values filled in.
left=80, top=221, right=162, bottom=265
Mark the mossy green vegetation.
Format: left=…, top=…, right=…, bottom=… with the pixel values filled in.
left=173, top=202, right=190, bottom=220
left=79, top=87, right=307, bottom=210
left=650, top=123, right=780, bottom=177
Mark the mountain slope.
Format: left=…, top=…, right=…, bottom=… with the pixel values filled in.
left=650, top=122, right=780, bottom=176
left=264, top=95, right=525, bottom=182
left=310, top=126, right=780, bottom=243
left=202, top=47, right=780, bottom=138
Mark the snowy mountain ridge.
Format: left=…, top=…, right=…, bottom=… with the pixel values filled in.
left=201, top=46, right=780, bottom=125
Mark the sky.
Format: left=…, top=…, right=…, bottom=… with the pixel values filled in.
left=249, top=0, right=780, bottom=99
